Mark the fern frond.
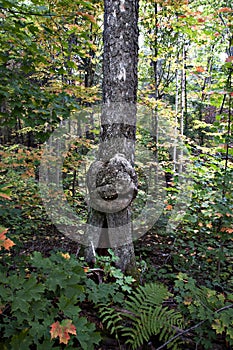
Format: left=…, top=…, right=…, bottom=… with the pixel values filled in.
left=99, top=305, right=123, bottom=339
left=125, top=282, right=170, bottom=314
left=98, top=283, right=184, bottom=349
left=122, top=283, right=183, bottom=350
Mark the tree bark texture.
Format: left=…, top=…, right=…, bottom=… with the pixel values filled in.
left=85, top=0, right=139, bottom=274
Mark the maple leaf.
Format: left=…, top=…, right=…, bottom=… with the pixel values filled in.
left=195, top=66, right=205, bottom=73
left=50, top=320, right=76, bottom=345
left=61, top=252, right=70, bottom=260
left=0, top=227, right=15, bottom=251
left=218, top=7, right=233, bottom=13
left=165, top=204, right=173, bottom=210
left=2, top=238, right=15, bottom=250
left=226, top=228, right=233, bottom=234
left=0, top=227, right=8, bottom=240
left=220, top=227, right=233, bottom=234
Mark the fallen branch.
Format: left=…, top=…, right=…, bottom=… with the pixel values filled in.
left=155, top=304, right=233, bottom=350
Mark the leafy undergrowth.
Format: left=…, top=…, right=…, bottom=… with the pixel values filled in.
left=0, top=227, right=232, bottom=350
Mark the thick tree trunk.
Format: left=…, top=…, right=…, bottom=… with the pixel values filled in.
left=85, top=0, right=139, bottom=274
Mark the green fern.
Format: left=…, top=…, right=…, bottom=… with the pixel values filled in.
left=122, top=283, right=183, bottom=349
left=123, top=305, right=183, bottom=349
left=125, top=282, right=170, bottom=314
left=99, top=304, right=123, bottom=340
left=99, top=283, right=184, bottom=349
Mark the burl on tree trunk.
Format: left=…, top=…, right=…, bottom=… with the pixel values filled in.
left=85, top=0, right=139, bottom=275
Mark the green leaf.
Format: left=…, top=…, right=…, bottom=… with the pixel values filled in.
left=58, top=295, right=81, bottom=318
left=12, top=297, right=30, bottom=314
left=10, top=329, right=31, bottom=350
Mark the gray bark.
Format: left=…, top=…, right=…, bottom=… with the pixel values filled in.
left=85, top=0, right=139, bottom=275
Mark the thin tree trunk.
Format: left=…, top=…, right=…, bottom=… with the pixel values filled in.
left=152, top=2, right=159, bottom=184
left=173, top=54, right=180, bottom=173
left=179, top=45, right=186, bottom=174
left=85, top=0, right=139, bottom=275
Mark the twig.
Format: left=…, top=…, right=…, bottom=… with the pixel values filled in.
left=216, top=304, right=233, bottom=314
left=86, top=268, right=104, bottom=273
left=114, top=307, right=137, bottom=317
left=155, top=320, right=206, bottom=350
left=155, top=304, right=233, bottom=350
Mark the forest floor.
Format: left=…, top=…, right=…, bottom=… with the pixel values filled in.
left=13, top=227, right=230, bottom=350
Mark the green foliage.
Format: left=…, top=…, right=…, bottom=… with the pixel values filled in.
left=0, top=248, right=141, bottom=349
left=0, top=251, right=101, bottom=349
left=99, top=282, right=183, bottom=350
left=99, top=305, right=124, bottom=341
left=170, top=151, right=233, bottom=288
left=94, top=249, right=136, bottom=293
left=86, top=279, right=125, bottom=305
left=175, top=273, right=233, bottom=349
left=122, top=283, right=183, bottom=349
left=0, top=145, right=49, bottom=243
left=0, top=0, right=101, bottom=143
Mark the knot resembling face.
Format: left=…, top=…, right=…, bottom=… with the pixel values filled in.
left=86, top=154, right=137, bottom=213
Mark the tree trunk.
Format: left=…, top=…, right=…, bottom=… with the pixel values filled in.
left=85, top=0, right=139, bottom=275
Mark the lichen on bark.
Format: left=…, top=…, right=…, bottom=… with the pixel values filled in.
left=84, top=0, right=139, bottom=275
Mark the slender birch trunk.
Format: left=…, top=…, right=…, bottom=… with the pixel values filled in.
left=85, top=0, right=139, bottom=275
left=179, top=45, right=186, bottom=174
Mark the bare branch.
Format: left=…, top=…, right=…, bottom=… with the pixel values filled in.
left=155, top=304, right=233, bottom=350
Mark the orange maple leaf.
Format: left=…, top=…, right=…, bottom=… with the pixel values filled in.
left=61, top=253, right=70, bottom=260
left=0, top=227, right=15, bottom=250
left=165, top=204, right=173, bottom=210
left=0, top=227, right=8, bottom=240
left=218, top=7, right=233, bottom=13
left=50, top=320, right=76, bottom=345
left=220, top=227, right=233, bottom=234
left=195, top=66, right=205, bottom=73
left=226, top=228, right=233, bottom=234
left=2, top=238, right=15, bottom=250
